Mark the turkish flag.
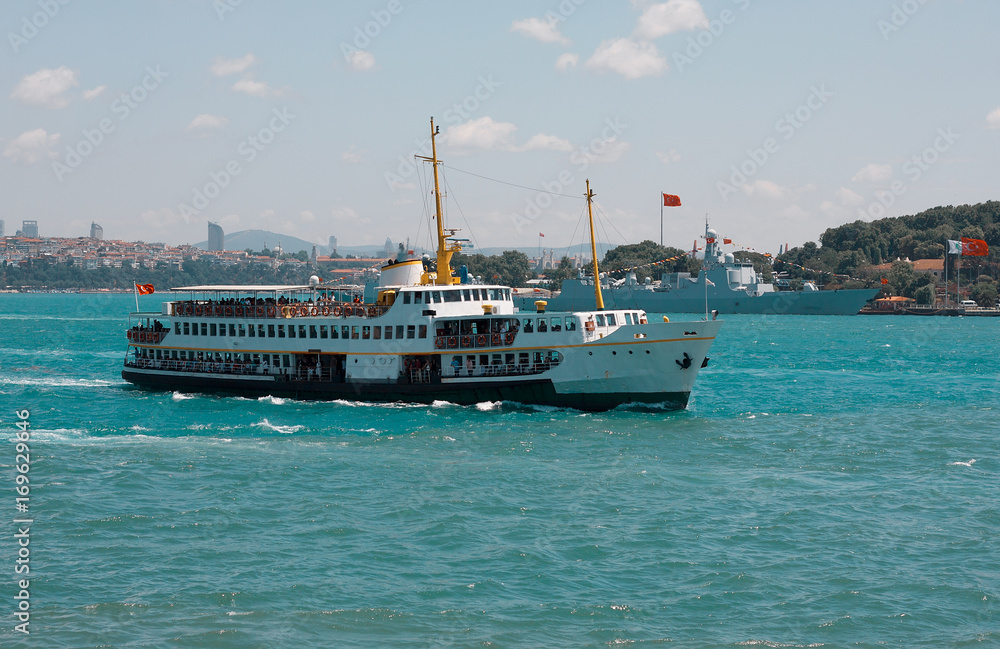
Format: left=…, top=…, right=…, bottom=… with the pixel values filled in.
left=961, top=238, right=989, bottom=256
left=723, top=238, right=732, bottom=244
left=135, top=283, right=155, bottom=295
left=662, top=193, right=682, bottom=207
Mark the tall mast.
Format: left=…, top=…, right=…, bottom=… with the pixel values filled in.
left=586, top=179, right=605, bottom=310
left=421, top=117, right=460, bottom=285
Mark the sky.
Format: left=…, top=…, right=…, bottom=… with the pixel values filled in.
left=2, top=0, right=999, bottom=256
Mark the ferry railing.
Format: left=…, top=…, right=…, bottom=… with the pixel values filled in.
left=433, top=331, right=517, bottom=351
left=170, top=301, right=391, bottom=319
left=124, top=357, right=336, bottom=381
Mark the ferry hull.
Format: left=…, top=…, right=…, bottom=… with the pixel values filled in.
left=528, top=281, right=879, bottom=316
left=121, top=368, right=690, bottom=411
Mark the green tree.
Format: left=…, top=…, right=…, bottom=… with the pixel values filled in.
left=601, top=240, right=695, bottom=282
left=970, top=282, right=998, bottom=308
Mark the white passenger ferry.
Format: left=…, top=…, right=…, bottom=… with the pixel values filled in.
left=121, top=120, right=720, bottom=411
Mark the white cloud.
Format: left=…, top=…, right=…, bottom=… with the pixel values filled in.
left=555, top=53, right=579, bottom=71
left=519, top=133, right=573, bottom=152
left=987, top=107, right=1000, bottom=130
left=741, top=179, right=794, bottom=201
left=11, top=67, right=79, bottom=108
left=656, top=149, right=681, bottom=164
left=300, top=210, right=316, bottom=222
left=3, top=128, right=60, bottom=165
left=342, top=146, right=362, bottom=163
left=835, top=186, right=865, bottom=206
left=634, top=0, right=710, bottom=40
left=851, top=163, right=893, bottom=183
left=82, top=85, right=106, bottom=101
left=445, top=117, right=571, bottom=153
left=347, top=50, right=375, bottom=71
left=586, top=38, right=667, bottom=79
left=511, top=17, right=570, bottom=45
left=186, top=114, right=229, bottom=130
left=579, top=138, right=631, bottom=164
left=232, top=78, right=279, bottom=97
left=140, top=207, right=193, bottom=231
left=211, top=53, right=256, bottom=76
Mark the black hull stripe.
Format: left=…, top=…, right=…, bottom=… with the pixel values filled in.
left=121, top=370, right=689, bottom=412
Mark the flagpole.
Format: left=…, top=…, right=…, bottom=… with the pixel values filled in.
left=956, top=255, right=961, bottom=305
left=133, top=279, right=139, bottom=312
left=660, top=196, right=663, bottom=247
left=944, top=251, right=948, bottom=307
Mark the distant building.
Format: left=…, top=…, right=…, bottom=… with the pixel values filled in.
left=22, top=220, right=38, bottom=238
left=0, top=219, right=4, bottom=237
left=90, top=222, right=104, bottom=240
left=383, top=237, right=394, bottom=258
left=328, top=235, right=337, bottom=256
left=207, top=221, right=224, bottom=251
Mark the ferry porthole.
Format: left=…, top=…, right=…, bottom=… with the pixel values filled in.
left=588, top=351, right=593, bottom=356
left=629, top=350, right=633, bottom=354
left=612, top=351, right=617, bottom=355
left=646, top=350, right=651, bottom=354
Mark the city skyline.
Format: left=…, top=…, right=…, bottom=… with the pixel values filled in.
left=2, top=1, right=998, bottom=254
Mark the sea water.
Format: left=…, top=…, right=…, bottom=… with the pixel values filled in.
left=0, top=293, right=996, bottom=648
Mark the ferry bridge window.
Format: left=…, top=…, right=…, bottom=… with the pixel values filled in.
left=238, top=324, right=246, bottom=337
left=625, top=313, right=633, bottom=325
left=171, top=350, right=178, bottom=360
left=551, top=317, right=562, bottom=331
left=183, top=322, right=190, bottom=335
left=384, top=326, right=393, bottom=340
left=414, top=292, right=423, bottom=304
left=418, top=325, right=427, bottom=339
left=463, top=289, right=471, bottom=301
left=505, top=289, right=511, bottom=300
left=342, top=326, right=350, bottom=339
left=201, top=323, right=208, bottom=336
left=396, top=325, right=404, bottom=339
left=248, top=324, right=255, bottom=337
left=330, top=326, right=339, bottom=339
left=522, top=318, right=533, bottom=333
left=278, top=325, right=285, bottom=338
left=174, top=322, right=181, bottom=335
left=210, top=323, right=217, bottom=336
left=538, top=318, right=548, bottom=333
left=403, top=292, right=411, bottom=304
left=407, top=325, right=415, bottom=339
left=606, top=314, right=617, bottom=326
left=362, top=326, right=370, bottom=340
left=310, top=325, right=318, bottom=339
left=299, top=325, right=307, bottom=338
left=320, top=325, right=328, bottom=339
left=229, top=324, right=236, bottom=337
left=351, top=326, right=360, bottom=340
left=268, top=325, right=275, bottom=338
left=191, top=323, right=199, bottom=336
left=373, top=326, right=381, bottom=340
left=595, top=314, right=606, bottom=327
left=288, top=325, right=296, bottom=338
left=444, top=291, right=460, bottom=303
left=431, top=291, right=440, bottom=303
left=258, top=324, right=265, bottom=338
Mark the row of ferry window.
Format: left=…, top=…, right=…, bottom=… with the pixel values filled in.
left=143, top=347, right=296, bottom=367
left=518, top=312, right=642, bottom=332
left=177, top=320, right=428, bottom=340
left=401, top=287, right=511, bottom=305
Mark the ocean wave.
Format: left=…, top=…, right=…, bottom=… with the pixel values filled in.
left=0, top=377, right=118, bottom=388
left=258, top=395, right=287, bottom=405
left=475, top=401, right=502, bottom=411
left=171, top=392, right=196, bottom=401
left=947, top=459, right=976, bottom=467
left=253, top=418, right=304, bottom=435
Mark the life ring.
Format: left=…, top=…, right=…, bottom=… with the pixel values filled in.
left=435, top=337, right=445, bottom=349
left=460, top=335, right=471, bottom=348
left=333, top=306, right=343, bottom=316
left=257, top=306, right=265, bottom=318
left=321, top=306, right=330, bottom=316
left=193, top=305, right=202, bottom=316
left=266, top=306, right=276, bottom=318
left=491, top=333, right=501, bottom=346
left=477, top=335, right=487, bottom=347
left=137, top=331, right=144, bottom=343
left=368, top=306, right=378, bottom=317
left=448, top=336, right=458, bottom=348
left=505, top=332, right=515, bottom=345
left=310, top=307, right=319, bottom=317
left=344, top=306, right=353, bottom=317
left=281, top=306, right=292, bottom=318
left=298, top=305, right=308, bottom=317
left=225, top=306, right=234, bottom=317
left=235, top=305, right=244, bottom=317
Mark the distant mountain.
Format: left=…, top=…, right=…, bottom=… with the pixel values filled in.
left=192, top=230, right=385, bottom=257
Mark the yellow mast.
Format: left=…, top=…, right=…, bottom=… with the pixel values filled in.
left=417, top=117, right=461, bottom=285
left=586, top=179, right=605, bottom=310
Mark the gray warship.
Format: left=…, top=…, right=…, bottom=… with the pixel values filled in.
left=518, top=225, right=879, bottom=316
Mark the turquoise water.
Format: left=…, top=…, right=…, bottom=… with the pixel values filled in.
left=1, top=294, right=997, bottom=648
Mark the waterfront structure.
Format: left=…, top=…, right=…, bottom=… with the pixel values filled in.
left=90, top=222, right=104, bottom=240
left=22, top=220, right=38, bottom=238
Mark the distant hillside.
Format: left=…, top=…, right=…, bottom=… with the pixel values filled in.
left=193, top=230, right=321, bottom=254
